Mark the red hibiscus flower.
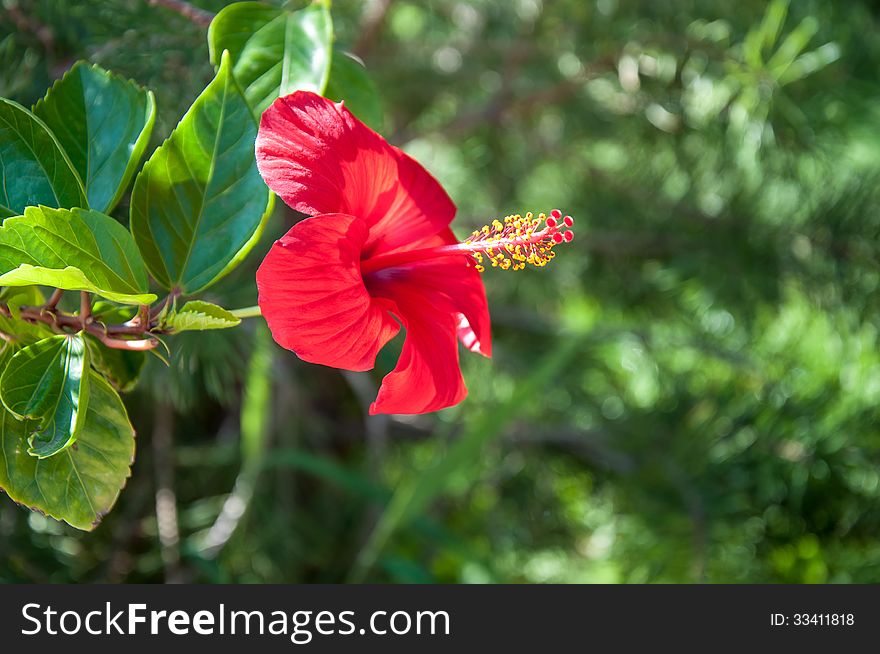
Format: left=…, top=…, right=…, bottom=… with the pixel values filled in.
left=255, top=91, right=572, bottom=415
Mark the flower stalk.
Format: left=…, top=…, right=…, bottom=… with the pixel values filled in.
left=229, top=306, right=262, bottom=319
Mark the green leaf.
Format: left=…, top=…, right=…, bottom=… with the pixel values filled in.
left=85, top=335, right=146, bottom=393
left=91, top=300, right=137, bottom=325
left=0, top=287, right=53, bottom=345
left=208, top=0, right=333, bottom=115
left=130, top=51, right=273, bottom=294
left=162, top=300, right=241, bottom=332
left=0, top=333, right=90, bottom=458
left=0, top=205, right=156, bottom=305
left=0, top=98, right=87, bottom=218
left=0, top=314, right=53, bottom=347
left=777, top=42, right=841, bottom=86
left=325, top=50, right=384, bottom=129
left=0, top=373, right=135, bottom=530
left=33, top=61, right=157, bottom=214
left=767, top=16, right=820, bottom=79
left=758, top=0, right=789, bottom=53
left=87, top=304, right=149, bottom=391
left=0, top=324, right=42, bottom=349
left=1, top=285, right=45, bottom=319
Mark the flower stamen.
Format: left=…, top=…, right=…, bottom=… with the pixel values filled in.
left=358, top=209, right=574, bottom=276
left=465, top=209, right=574, bottom=273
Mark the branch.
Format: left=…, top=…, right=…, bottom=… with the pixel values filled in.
left=79, top=291, right=92, bottom=328
left=0, top=302, right=160, bottom=351
left=45, top=289, right=63, bottom=310
left=146, top=0, right=215, bottom=28
left=91, top=332, right=160, bottom=351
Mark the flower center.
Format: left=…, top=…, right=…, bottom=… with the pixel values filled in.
left=359, top=209, right=574, bottom=276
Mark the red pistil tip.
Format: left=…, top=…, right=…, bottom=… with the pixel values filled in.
left=465, top=210, right=574, bottom=273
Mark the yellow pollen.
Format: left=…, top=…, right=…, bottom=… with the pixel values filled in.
left=464, top=210, right=573, bottom=273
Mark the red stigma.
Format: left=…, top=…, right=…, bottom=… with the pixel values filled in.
left=551, top=209, right=562, bottom=219
left=563, top=215, right=574, bottom=227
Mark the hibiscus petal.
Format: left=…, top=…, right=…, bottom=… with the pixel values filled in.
left=431, top=230, right=492, bottom=358
left=368, top=289, right=467, bottom=415
left=256, top=213, right=400, bottom=371
left=366, top=254, right=492, bottom=414
left=372, top=227, right=492, bottom=357
left=256, top=91, right=456, bottom=257
left=456, top=314, right=483, bottom=354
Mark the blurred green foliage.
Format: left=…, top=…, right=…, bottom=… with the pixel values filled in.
left=2, top=0, right=880, bottom=583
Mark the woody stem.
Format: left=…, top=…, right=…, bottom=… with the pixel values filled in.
left=45, top=288, right=64, bottom=310
left=0, top=302, right=160, bottom=351
left=79, top=291, right=92, bottom=328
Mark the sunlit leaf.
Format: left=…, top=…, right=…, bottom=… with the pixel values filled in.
left=130, top=50, right=273, bottom=294
left=33, top=61, right=157, bottom=214
left=0, top=333, right=90, bottom=458
left=208, top=0, right=333, bottom=115
left=0, top=206, right=156, bottom=305
left=162, top=300, right=241, bottom=332
left=767, top=16, right=820, bottom=80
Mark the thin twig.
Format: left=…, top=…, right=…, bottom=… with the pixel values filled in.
left=137, top=304, right=150, bottom=329
left=79, top=291, right=92, bottom=328
left=146, top=0, right=215, bottom=28
left=91, top=332, right=159, bottom=351
left=45, top=289, right=64, bottom=310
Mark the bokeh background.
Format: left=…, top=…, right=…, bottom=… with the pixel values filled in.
left=2, top=0, right=880, bottom=583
